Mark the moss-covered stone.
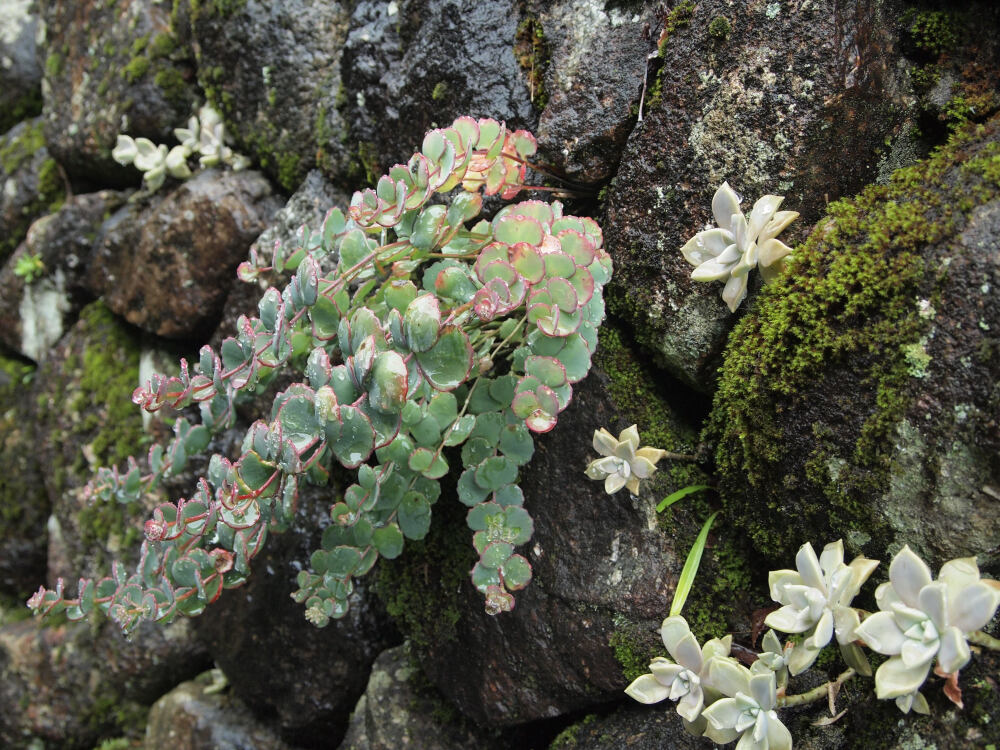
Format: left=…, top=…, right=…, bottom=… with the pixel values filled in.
left=707, top=118, right=1000, bottom=565
left=513, top=15, right=550, bottom=110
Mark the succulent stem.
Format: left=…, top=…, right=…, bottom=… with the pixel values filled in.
left=968, top=630, right=1000, bottom=650
left=777, top=668, right=855, bottom=708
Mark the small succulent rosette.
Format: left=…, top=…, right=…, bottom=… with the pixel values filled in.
left=854, top=546, right=1000, bottom=712
left=765, top=540, right=878, bottom=676
left=700, top=662, right=793, bottom=750
left=584, top=424, right=666, bottom=495
left=680, top=182, right=798, bottom=312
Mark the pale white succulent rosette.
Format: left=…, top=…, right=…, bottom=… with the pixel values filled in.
left=853, top=546, right=1000, bottom=712
left=625, top=616, right=735, bottom=736
left=112, top=135, right=191, bottom=192
left=584, top=424, right=666, bottom=495
left=765, top=540, right=878, bottom=676
left=680, top=182, right=799, bottom=312
left=701, top=660, right=793, bottom=750
left=753, top=629, right=789, bottom=690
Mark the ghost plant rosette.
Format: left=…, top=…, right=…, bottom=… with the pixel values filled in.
left=584, top=424, right=666, bottom=495
left=680, top=182, right=799, bottom=312
left=765, top=540, right=878, bottom=675
left=854, top=546, right=1000, bottom=712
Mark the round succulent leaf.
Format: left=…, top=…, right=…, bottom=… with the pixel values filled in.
left=314, top=546, right=362, bottom=578
left=481, top=541, right=515, bottom=570
left=384, top=279, right=419, bottom=313
left=524, top=355, right=567, bottom=388
left=475, top=456, right=518, bottom=491
left=525, top=410, right=558, bottom=433
left=466, top=501, right=503, bottom=532
left=323, top=206, right=348, bottom=247
left=258, top=287, right=282, bottom=332
left=498, top=200, right=553, bottom=229
left=357, top=399, right=402, bottom=448
left=403, top=293, right=442, bottom=352
left=494, top=214, right=544, bottom=247
left=499, top=423, right=534, bottom=465
left=470, top=411, right=504, bottom=444
left=511, top=390, right=540, bottom=419
left=350, top=308, right=384, bottom=354
left=236, top=451, right=274, bottom=493
left=379, top=433, right=415, bottom=466
left=588, top=255, right=612, bottom=286
left=552, top=383, right=573, bottom=411
left=219, top=499, right=261, bottom=530
left=458, top=467, right=491, bottom=506
left=501, top=554, right=532, bottom=590
left=480, top=259, right=519, bottom=286
left=487, top=375, right=518, bottom=409
left=305, top=347, right=333, bottom=388
left=471, top=561, right=501, bottom=591
left=568, top=266, right=595, bottom=306
left=410, top=204, right=449, bottom=250
left=415, top=327, right=474, bottom=391
left=410, top=415, right=442, bottom=448
left=356, top=548, right=379, bottom=577
left=509, top=242, right=545, bottom=285
left=546, top=277, right=579, bottom=313
left=461, top=436, right=496, bottom=467
left=556, top=229, right=596, bottom=266
left=543, top=251, right=576, bottom=280
left=398, top=491, right=433, bottom=540
left=494, top=484, right=524, bottom=507
left=443, top=413, right=476, bottom=446
left=330, top=406, right=375, bottom=468
left=408, top=447, right=434, bottom=473
left=338, top=228, right=375, bottom=274
left=328, top=365, right=358, bottom=407
left=427, top=391, right=458, bottom=431
left=503, top=506, right=534, bottom=545
left=295, top=256, right=320, bottom=307
left=368, top=350, right=409, bottom=414
left=373, top=522, right=405, bottom=559
left=467, top=383, right=502, bottom=414
left=434, top=264, right=478, bottom=303
left=276, top=393, right=320, bottom=451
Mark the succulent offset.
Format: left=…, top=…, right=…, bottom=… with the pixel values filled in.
left=854, top=546, right=1000, bottom=711
left=584, top=424, right=666, bottom=495
left=680, top=182, right=798, bottom=312
left=765, top=539, right=878, bottom=675
left=28, top=117, right=613, bottom=632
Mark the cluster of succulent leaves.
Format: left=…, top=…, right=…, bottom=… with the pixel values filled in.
left=27, top=116, right=612, bottom=632
left=626, top=538, right=1000, bottom=750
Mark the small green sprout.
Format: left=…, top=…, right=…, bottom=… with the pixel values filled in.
left=13, top=253, right=45, bottom=284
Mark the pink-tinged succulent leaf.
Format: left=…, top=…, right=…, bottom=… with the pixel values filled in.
left=403, top=293, right=441, bottom=352
left=494, top=214, right=544, bottom=247
left=329, top=405, right=375, bottom=468
left=510, top=242, right=546, bottom=284
left=415, top=327, right=474, bottom=391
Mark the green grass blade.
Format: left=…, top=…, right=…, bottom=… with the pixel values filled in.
left=656, top=484, right=710, bottom=513
left=669, top=511, right=719, bottom=618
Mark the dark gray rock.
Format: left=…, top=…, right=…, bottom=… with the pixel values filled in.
left=143, top=672, right=296, bottom=750
left=533, top=0, right=658, bottom=184
left=709, top=114, right=1000, bottom=569
left=604, top=0, right=917, bottom=391
left=0, top=0, right=43, bottom=133
left=0, top=190, right=127, bottom=360
left=40, top=0, right=200, bottom=182
left=332, top=0, right=535, bottom=186
left=0, top=617, right=209, bottom=750
left=87, top=168, right=280, bottom=340
left=0, top=117, right=66, bottom=265
left=338, top=643, right=503, bottom=750
left=190, top=0, right=351, bottom=193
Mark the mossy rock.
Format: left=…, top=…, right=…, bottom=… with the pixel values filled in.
left=707, top=116, right=1000, bottom=568
left=32, top=301, right=150, bottom=581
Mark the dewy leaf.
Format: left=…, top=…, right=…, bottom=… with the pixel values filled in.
left=368, top=350, right=409, bottom=414
left=329, top=406, right=375, bottom=468
left=373, top=523, right=405, bottom=559
left=398, top=491, right=432, bottom=540
left=415, top=327, right=474, bottom=391
left=404, top=293, right=442, bottom=353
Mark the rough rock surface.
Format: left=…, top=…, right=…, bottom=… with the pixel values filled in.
left=190, top=0, right=350, bottom=192
left=710, top=115, right=1000, bottom=567
left=0, top=190, right=127, bottom=360
left=0, top=0, right=42, bottom=133
left=604, top=0, right=916, bottom=390
left=338, top=643, right=504, bottom=750
left=333, top=0, right=535, bottom=185
left=40, top=0, right=200, bottom=182
left=533, top=0, right=658, bottom=184
left=143, top=673, right=296, bottom=750
left=87, top=168, right=281, bottom=340
left=194, top=482, right=400, bottom=749
left=0, top=117, right=66, bottom=264
left=0, top=617, right=209, bottom=750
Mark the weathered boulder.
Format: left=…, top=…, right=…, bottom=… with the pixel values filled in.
left=39, top=0, right=200, bottom=182
left=0, top=190, right=127, bottom=360
left=709, top=116, right=1000, bottom=568
left=0, top=0, right=43, bottom=133
left=87, top=168, right=281, bottom=340
left=0, top=617, right=209, bottom=750
left=0, top=354, right=47, bottom=598
left=604, top=0, right=920, bottom=390
left=0, top=117, right=66, bottom=264
left=189, top=0, right=350, bottom=193
left=378, top=323, right=755, bottom=726
left=532, top=0, right=658, bottom=184
left=143, top=672, right=296, bottom=750
left=332, top=0, right=535, bottom=185
left=338, top=643, right=504, bottom=750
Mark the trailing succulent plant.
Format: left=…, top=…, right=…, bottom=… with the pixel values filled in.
left=112, top=104, right=250, bottom=192
left=28, top=116, right=612, bottom=632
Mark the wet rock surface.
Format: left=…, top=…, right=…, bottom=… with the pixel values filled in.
left=87, top=169, right=280, bottom=340
left=0, top=0, right=42, bottom=133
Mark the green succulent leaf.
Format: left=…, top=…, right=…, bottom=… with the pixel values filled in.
left=329, top=406, right=375, bottom=468
left=415, top=327, right=473, bottom=391
left=398, top=491, right=432, bottom=540
left=501, top=554, right=532, bottom=590
left=373, top=523, right=405, bottom=559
